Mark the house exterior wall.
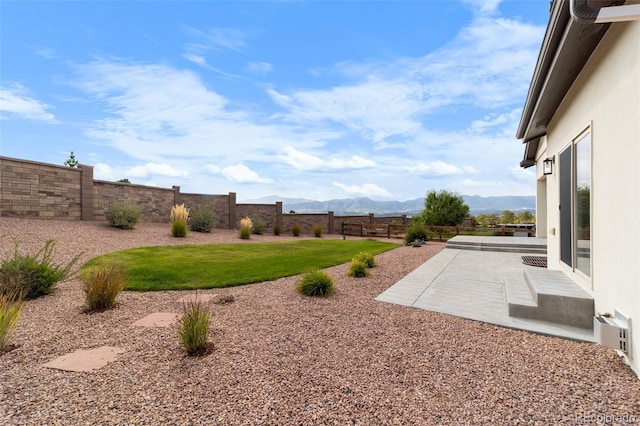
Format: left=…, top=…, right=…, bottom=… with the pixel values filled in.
left=536, top=20, right=640, bottom=373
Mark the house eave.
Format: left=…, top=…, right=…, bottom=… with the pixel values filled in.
left=516, top=0, right=612, bottom=168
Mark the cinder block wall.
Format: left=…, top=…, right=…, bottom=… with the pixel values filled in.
left=0, top=157, right=82, bottom=220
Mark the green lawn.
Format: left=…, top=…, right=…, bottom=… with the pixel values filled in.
left=81, top=240, right=400, bottom=291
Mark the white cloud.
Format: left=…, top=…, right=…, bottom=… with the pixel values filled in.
left=207, top=164, right=273, bottom=183
left=183, top=53, right=208, bottom=67
left=245, top=61, right=273, bottom=74
left=126, top=162, right=188, bottom=178
left=183, top=26, right=247, bottom=52
left=0, top=84, right=55, bottom=122
left=279, top=146, right=375, bottom=171
left=459, top=0, right=502, bottom=16
left=508, top=166, right=536, bottom=182
left=406, top=161, right=476, bottom=176
left=332, top=182, right=392, bottom=199
left=94, top=163, right=114, bottom=180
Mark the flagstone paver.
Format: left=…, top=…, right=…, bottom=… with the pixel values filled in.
left=132, top=312, right=178, bottom=327
left=42, top=346, right=125, bottom=372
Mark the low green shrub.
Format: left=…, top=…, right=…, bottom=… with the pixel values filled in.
left=0, top=291, right=23, bottom=353
left=190, top=206, right=214, bottom=233
left=292, top=224, right=301, bottom=237
left=81, top=262, right=126, bottom=311
left=0, top=239, right=80, bottom=299
left=106, top=202, right=140, bottom=230
left=251, top=217, right=265, bottom=235
left=178, top=298, right=211, bottom=355
left=171, top=219, right=188, bottom=237
left=296, top=270, right=334, bottom=297
left=313, top=224, right=322, bottom=238
left=273, top=224, right=282, bottom=236
left=354, top=252, right=377, bottom=268
left=347, top=260, right=369, bottom=278
left=405, top=225, right=428, bottom=246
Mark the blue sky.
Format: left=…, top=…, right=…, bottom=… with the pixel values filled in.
left=1, top=0, right=548, bottom=202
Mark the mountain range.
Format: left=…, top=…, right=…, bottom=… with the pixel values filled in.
left=242, top=195, right=536, bottom=216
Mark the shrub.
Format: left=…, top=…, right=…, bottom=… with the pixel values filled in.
left=171, top=219, right=188, bottom=237
left=405, top=225, right=428, bottom=246
left=296, top=270, right=334, bottom=297
left=81, top=262, right=126, bottom=311
left=313, top=224, right=322, bottom=238
left=292, top=224, right=301, bottom=237
left=0, top=239, right=81, bottom=300
left=189, top=206, right=214, bottom=233
left=251, top=217, right=266, bottom=235
left=239, top=217, right=253, bottom=239
left=0, top=291, right=23, bottom=353
left=178, top=297, right=211, bottom=355
left=106, top=202, right=140, bottom=230
left=347, top=260, right=369, bottom=278
left=273, top=224, right=282, bottom=236
left=354, top=252, right=377, bottom=268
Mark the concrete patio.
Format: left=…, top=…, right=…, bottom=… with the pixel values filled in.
left=376, top=236, right=595, bottom=342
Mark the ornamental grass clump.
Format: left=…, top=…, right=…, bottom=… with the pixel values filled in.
left=106, top=202, right=140, bottom=230
left=239, top=217, right=253, bottom=239
left=178, top=297, right=212, bottom=356
left=0, top=291, right=23, bottom=353
left=273, top=224, right=282, bottom=236
left=81, top=262, right=126, bottom=311
left=354, top=251, right=377, bottom=268
left=313, top=224, right=323, bottom=238
left=296, top=270, right=334, bottom=297
left=404, top=225, right=428, bottom=247
left=292, top=224, right=301, bottom=237
left=170, top=204, right=190, bottom=237
left=0, top=239, right=80, bottom=300
left=347, top=260, right=369, bottom=278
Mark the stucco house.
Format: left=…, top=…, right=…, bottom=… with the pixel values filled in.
left=517, top=0, right=640, bottom=374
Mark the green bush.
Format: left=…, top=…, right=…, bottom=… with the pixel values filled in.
left=273, top=224, right=282, bottom=236
left=81, top=262, right=126, bottom=311
left=404, top=225, right=428, bottom=246
left=347, top=260, right=369, bottom=278
left=296, top=270, right=334, bottom=297
left=178, top=298, right=211, bottom=355
left=171, top=219, right=188, bottom=237
left=251, top=217, right=266, bottom=235
left=354, top=252, right=377, bottom=268
left=0, top=291, right=23, bottom=353
left=239, top=227, right=251, bottom=239
left=292, top=224, right=301, bottom=237
left=106, top=202, right=140, bottom=230
left=313, top=224, right=322, bottom=238
left=189, top=206, right=214, bottom=233
left=0, top=239, right=81, bottom=300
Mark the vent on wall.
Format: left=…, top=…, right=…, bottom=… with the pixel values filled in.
left=594, top=310, right=631, bottom=354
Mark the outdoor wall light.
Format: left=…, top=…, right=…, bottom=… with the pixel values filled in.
left=543, top=156, right=555, bottom=175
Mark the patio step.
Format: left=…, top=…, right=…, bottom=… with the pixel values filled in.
left=507, top=267, right=594, bottom=329
left=446, top=236, right=547, bottom=254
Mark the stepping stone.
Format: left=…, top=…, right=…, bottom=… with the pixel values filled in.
left=42, top=346, right=125, bottom=372
left=132, top=312, right=178, bottom=327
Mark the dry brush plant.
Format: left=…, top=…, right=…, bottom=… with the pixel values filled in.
left=170, top=204, right=190, bottom=237
left=239, top=216, right=253, bottom=239
left=296, top=270, right=334, bottom=297
left=81, top=262, right=127, bottom=311
left=178, top=296, right=212, bottom=356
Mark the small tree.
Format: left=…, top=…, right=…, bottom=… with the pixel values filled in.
left=117, top=178, right=131, bottom=183
left=64, top=151, right=79, bottom=167
left=500, top=209, right=516, bottom=224
left=516, top=211, right=535, bottom=224
left=417, top=190, right=469, bottom=226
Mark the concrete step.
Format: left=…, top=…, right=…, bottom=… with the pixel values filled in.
left=508, top=267, right=594, bottom=329
left=447, top=243, right=547, bottom=254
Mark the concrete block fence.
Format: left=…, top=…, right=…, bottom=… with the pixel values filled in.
left=0, top=156, right=410, bottom=234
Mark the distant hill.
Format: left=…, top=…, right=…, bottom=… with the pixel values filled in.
left=242, top=195, right=536, bottom=216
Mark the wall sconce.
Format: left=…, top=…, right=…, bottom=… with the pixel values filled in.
left=543, top=156, right=555, bottom=175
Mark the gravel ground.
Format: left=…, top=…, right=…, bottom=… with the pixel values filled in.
left=1, top=217, right=639, bottom=425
